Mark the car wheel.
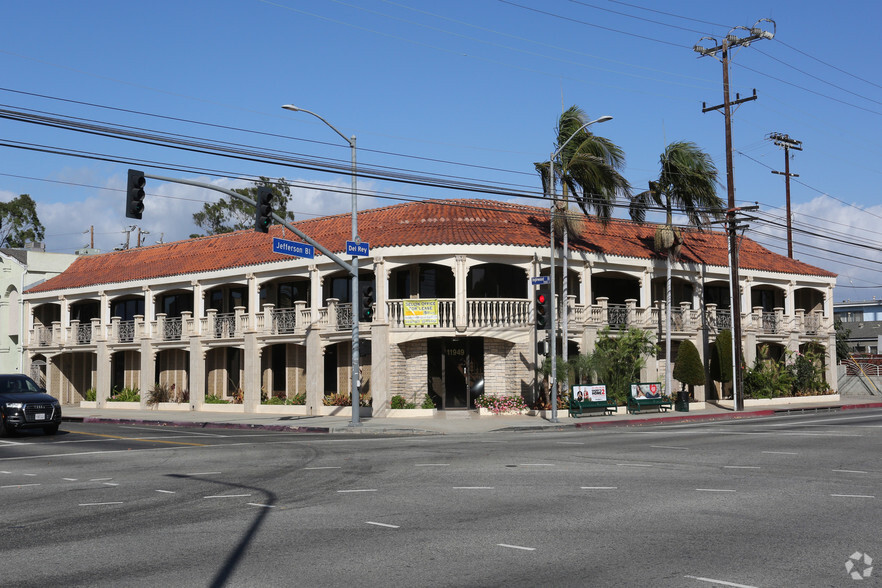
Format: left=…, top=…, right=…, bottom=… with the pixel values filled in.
left=42, top=424, right=59, bottom=436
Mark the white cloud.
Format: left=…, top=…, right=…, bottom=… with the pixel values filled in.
left=37, top=174, right=380, bottom=254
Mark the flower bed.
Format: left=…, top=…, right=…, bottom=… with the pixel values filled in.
left=474, top=394, right=528, bottom=415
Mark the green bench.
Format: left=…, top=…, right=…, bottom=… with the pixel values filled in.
left=626, top=396, right=673, bottom=414
left=568, top=385, right=618, bottom=418
left=626, top=382, right=672, bottom=414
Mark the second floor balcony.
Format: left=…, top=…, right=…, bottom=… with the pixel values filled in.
left=26, top=295, right=832, bottom=351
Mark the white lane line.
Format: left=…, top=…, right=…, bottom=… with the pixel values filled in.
left=617, top=463, right=654, bottom=467
left=0, top=471, right=11, bottom=474
left=696, top=489, right=736, bottom=493
left=0, top=440, right=22, bottom=446
left=833, top=469, right=868, bottom=474
left=337, top=489, right=377, bottom=493
left=204, top=494, right=252, bottom=499
left=453, top=486, right=494, bottom=490
left=651, top=445, right=688, bottom=450
left=90, top=478, right=113, bottom=482
left=1, top=483, right=40, bottom=489
left=103, top=482, right=119, bottom=487
left=831, top=494, right=875, bottom=499
left=186, top=472, right=222, bottom=476
left=23, top=473, right=37, bottom=477
left=247, top=503, right=275, bottom=508
left=723, top=466, right=760, bottom=470
left=415, top=463, right=450, bottom=467
left=366, top=521, right=399, bottom=528
left=303, top=466, right=341, bottom=470
left=581, top=486, right=618, bottom=490
left=497, top=544, right=536, bottom=551
left=62, top=478, right=78, bottom=481
left=79, top=502, right=123, bottom=506
left=557, top=442, right=585, bottom=445
left=684, top=574, right=757, bottom=588
left=762, top=451, right=798, bottom=455
left=155, top=489, right=176, bottom=494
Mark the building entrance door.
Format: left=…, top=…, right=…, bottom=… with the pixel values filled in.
left=428, top=338, right=484, bottom=409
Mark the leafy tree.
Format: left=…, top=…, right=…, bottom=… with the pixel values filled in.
left=743, top=345, right=794, bottom=399
left=192, top=177, right=295, bottom=236
left=0, top=194, right=45, bottom=248
left=710, top=329, right=733, bottom=384
left=587, top=327, right=658, bottom=405
left=834, top=318, right=851, bottom=362
left=673, top=339, right=705, bottom=390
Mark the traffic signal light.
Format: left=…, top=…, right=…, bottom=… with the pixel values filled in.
left=360, top=286, right=375, bottom=322
left=535, top=287, right=551, bottom=331
left=125, top=169, right=146, bottom=219
left=255, top=187, right=274, bottom=233
left=537, top=339, right=548, bottom=355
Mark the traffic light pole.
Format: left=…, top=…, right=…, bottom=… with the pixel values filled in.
left=140, top=173, right=354, bottom=272
left=135, top=173, right=363, bottom=418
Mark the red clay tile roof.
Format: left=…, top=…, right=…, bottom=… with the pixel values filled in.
left=26, top=198, right=835, bottom=294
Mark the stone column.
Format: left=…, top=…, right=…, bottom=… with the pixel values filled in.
left=370, top=323, right=389, bottom=416
left=243, top=334, right=260, bottom=412
left=374, top=257, right=387, bottom=323
left=454, top=254, right=468, bottom=331
left=96, top=341, right=111, bottom=408
left=189, top=339, right=204, bottom=411
left=305, top=327, right=323, bottom=415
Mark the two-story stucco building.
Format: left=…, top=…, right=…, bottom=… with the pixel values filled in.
left=20, top=199, right=837, bottom=413
left=1, top=245, right=79, bottom=376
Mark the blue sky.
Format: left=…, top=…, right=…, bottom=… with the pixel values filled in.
left=1, top=0, right=880, bottom=302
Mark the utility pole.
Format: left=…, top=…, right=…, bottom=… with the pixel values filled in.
left=695, top=19, right=775, bottom=412
left=768, top=132, right=802, bottom=258
left=137, top=228, right=150, bottom=248
left=122, top=226, right=135, bottom=250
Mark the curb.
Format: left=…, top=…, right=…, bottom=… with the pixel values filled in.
left=63, top=415, right=439, bottom=436
left=61, top=402, right=882, bottom=435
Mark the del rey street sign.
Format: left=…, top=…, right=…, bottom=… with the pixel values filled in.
left=346, top=241, right=370, bottom=256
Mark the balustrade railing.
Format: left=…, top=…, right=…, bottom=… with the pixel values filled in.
left=76, top=323, right=92, bottom=344
left=163, top=318, right=182, bottom=341
left=24, top=297, right=831, bottom=350
left=272, top=308, right=298, bottom=334
left=213, top=313, right=236, bottom=338
left=118, top=320, right=135, bottom=343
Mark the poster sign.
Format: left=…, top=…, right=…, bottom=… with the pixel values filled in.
left=630, top=382, right=661, bottom=399
left=572, top=385, right=606, bottom=402
left=403, top=299, right=439, bottom=326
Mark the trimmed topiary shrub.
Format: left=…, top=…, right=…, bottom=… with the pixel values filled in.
left=673, top=340, right=705, bottom=389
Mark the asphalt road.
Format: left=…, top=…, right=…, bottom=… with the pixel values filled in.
left=1, top=410, right=881, bottom=587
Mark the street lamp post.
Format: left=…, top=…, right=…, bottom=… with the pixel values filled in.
left=282, top=104, right=361, bottom=427
left=547, top=115, right=612, bottom=422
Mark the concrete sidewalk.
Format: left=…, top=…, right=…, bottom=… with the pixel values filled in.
left=60, top=399, right=882, bottom=436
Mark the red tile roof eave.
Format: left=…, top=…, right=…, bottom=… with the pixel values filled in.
left=24, top=198, right=836, bottom=294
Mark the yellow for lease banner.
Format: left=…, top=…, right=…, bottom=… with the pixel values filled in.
left=403, top=300, right=440, bottom=326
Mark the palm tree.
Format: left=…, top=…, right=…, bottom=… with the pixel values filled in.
left=536, top=105, right=630, bottom=230
left=629, top=140, right=723, bottom=400
left=535, top=105, right=631, bottom=380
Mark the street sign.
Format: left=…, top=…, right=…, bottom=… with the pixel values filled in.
left=531, top=276, right=550, bottom=285
left=272, top=237, right=314, bottom=259
left=346, top=241, right=370, bottom=256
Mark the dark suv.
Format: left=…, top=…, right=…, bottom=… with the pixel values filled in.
left=0, top=375, right=62, bottom=436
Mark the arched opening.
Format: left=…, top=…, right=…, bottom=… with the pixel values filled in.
left=390, top=263, right=454, bottom=299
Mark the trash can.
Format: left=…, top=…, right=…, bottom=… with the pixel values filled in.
left=675, top=389, right=689, bottom=412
